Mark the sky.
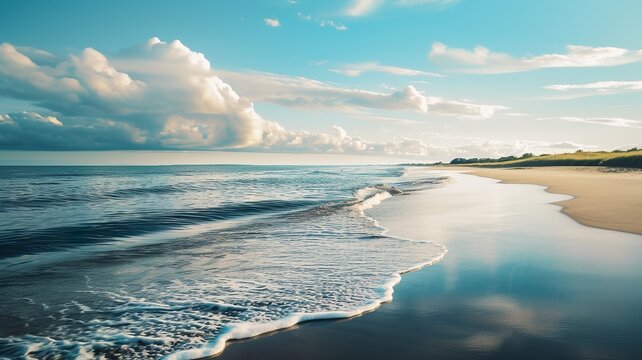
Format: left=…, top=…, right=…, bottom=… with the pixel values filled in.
left=0, top=0, right=641, bottom=164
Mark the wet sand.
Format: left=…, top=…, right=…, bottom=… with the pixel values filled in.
left=455, top=166, right=642, bottom=235
left=210, top=170, right=642, bottom=360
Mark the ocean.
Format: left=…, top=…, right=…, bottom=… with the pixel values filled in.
left=0, top=165, right=446, bottom=359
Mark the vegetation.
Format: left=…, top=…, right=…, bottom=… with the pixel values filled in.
left=446, top=148, right=642, bottom=169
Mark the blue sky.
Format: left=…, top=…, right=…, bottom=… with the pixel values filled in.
left=1, top=0, right=641, bottom=164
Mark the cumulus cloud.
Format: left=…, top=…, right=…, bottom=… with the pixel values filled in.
left=544, top=80, right=642, bottom=98
left=264, top=18, right=281, bottom=27
left=331, top=62, right=443, bottom=77
left=429, top=43, right=642, bottom=74
left=0, top=109, right=444, bottom=156
left=539, top=116, right=640, bottom=128
left=0, top=38, right=283, bottom=149
left=217, top=70, right=506, bottom=118
left=0, top=38, right=464, bottom=157
left=0, top=108, right=538, bottom=159
left=14, top=46, right=58, bottom=66
left=0, top=37, right=524, bottom=160
left=0, top=111, right=147, bottom=150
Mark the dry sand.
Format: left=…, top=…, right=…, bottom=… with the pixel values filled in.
left=448, top=166, right=642, bottom=235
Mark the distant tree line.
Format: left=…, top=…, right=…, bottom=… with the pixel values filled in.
left=449, top=148, right=639, bottom=165
left=612, top=147, right=639, bottom=153
left=399, top=148, right=641, bottom=168
left=449, top=153, right=534, bottom=165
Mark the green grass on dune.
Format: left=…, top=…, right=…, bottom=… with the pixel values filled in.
left=450, top=149, right=642, bottom=169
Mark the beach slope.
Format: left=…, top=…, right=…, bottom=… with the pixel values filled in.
left=456, top=166, right=642, bottom=235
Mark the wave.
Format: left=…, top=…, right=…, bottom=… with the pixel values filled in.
left=0, top=199, right=318, bottom=259
left=352, top=185, right=401, bottom=213
left=306, top=170, right=342, bottom=175
left=0, top=179, right=427, bottom=260
left=105, top=183, right=200, bottom=199
left=0, top=183, right=202, bottom=212
left=165, top=179, right=445, bottom=360
left=165, top=241, right=447, bottom=360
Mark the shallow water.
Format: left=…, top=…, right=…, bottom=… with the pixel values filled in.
left=213, top=169, right=642, bottom=360
left=0, top=165, right=446, bottom=359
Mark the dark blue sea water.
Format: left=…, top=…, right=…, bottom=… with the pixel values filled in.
left=0, top=165, right=446, bottom=359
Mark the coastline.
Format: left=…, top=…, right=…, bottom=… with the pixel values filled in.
left=166, top=174, right=450, bottom=360
left=210, top=170, right=642, bottom=360
left=172, top=247, right=448, bottom=360
left=443, top=166, right=642, bottom=235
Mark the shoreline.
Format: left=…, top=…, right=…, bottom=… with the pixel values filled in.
left=184, top=166, right=641, bottom=359
left=210, top=170, right=642, bottom=360
left=173, top=180, right=450, bottom=360
left=439, top=166, right=642, bottom=235
left=181, top=249, right=448, bottom=360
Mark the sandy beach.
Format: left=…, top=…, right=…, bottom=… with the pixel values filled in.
left=454, top=166, right=642, bottom=235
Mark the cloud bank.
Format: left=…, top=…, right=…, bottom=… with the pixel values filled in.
left=544, top=80, right=642, bottom=98
left=217, top=70, right=506, bottom=118
left=331, top=62, right=442, bottom=77
left=1, top=37, right=582, bottom=160
left=0, top=37, right=463, bottom=157
left=429, top=43, right=642, bottom=74
left=539, top=116, right=640, bottom=128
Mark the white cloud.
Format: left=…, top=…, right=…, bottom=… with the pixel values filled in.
left=264, top=132, right=560, bottom=159
left=382, top=137, right=438, bottom=156
left=425, top=133, right=594, bottom=159
left=1, top=38, right=556, bottom=161
left=0, top=38, right=284, bottom=149
left=15, top=46, right=57, bottom=65
left=331, top=62, right=443, bottom=77
left=0, top=108, right=529, bottom=159
left=454, top=140, right=530, bottom=159
left=298, top=13, right=348, bottom=31
left=0, top=38, right=463, bottom=158
left=543, top=141, right=588, bottom=150
left=345, top=0, right=458, bottom=16
left=264, top=18, right=281, bottom=27
left=0, top=111, right=147, bottom=150
left=544, top=80, right=642, bottom=98
left=429, top=43, right=642, bottom=74
left=0, top=43, right=84, bottom=104
left=545, top=81, right=642, bottom=91
left=345, top=0, right=384, bottom=16
left=217, top=70, right=506, bottom=118
left=0, top=108, right=444, bottom=156
left=539, top=116, right=640, bottom=128
left=0, top=112, right=61, bottom=127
